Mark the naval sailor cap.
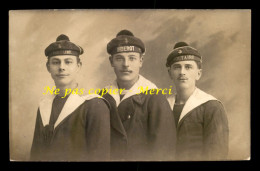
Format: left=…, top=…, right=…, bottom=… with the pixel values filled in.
left=107, top=30, right=145, bottom=55
left=45, top=34, right=84, bottom=57
left=166, top=42, right=202, bottom=67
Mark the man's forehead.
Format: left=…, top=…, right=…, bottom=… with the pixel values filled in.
left=172, top=60, right=197, bottom=65
left=49, top=55, right=77, bottom=60
left=113, top=52, right=140, bottom=57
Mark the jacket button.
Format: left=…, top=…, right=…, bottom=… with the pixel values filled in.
left=127, top=115, right=131, bottom=119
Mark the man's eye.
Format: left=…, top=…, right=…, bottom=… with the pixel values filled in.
left=116, top=58, right=123, bottom=61
left=66, top=61, right=73, bottom=64
left=52, top=61, right=59, bottom=65
left=186, top=66, right=192, bottom=69
left=129, top=57, right=136, bottom=61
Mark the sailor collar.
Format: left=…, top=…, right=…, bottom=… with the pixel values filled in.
left=39, top=92, right=102, bottom=128
left=167, top=87, right=218, bottom=124
left=106, top=75, right=157, bottom=107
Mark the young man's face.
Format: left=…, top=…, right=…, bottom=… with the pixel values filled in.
left=46, top=55, right=81, bottom=87
left=110, top=52, right=143, bottom=84
left=168, top=60, right=202, bottom=90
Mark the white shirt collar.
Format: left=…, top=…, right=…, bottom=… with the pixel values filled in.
left=106, top=75, right=157, bottom=107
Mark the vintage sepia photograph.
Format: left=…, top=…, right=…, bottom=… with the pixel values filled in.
left=9, top=9, right=251, bottom=161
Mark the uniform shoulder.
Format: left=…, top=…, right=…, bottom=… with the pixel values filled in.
left=204, top=100, right=224, bottom=109
left=81, top=96, right=110, bottom=121
left=202, top=100, right=226, bottom=117
left=202, top=100, right=228, bottom=127
left=82, top=95, right=110, bottom=110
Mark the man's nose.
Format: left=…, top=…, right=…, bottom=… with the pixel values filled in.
left=59, top=62, right=66, bottom=71
left=123, top=59, right=129, bottom=67
left=180, top=66, right=186, bottom=75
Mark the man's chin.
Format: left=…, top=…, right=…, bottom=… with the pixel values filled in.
left=175, top=83, right=190, bottom=89
left=54, top=80, right=72, bottom=87
left=117, top=75, right=136, bottom=82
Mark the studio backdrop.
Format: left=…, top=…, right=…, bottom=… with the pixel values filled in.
left=9, top=9, right=251, bottom=161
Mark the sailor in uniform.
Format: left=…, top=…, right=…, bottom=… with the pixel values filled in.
left=166, top=42, right=229, bottom=161
left=102, top=30, right=176, bottom=161
left=30, top=34, right=110, bottom=161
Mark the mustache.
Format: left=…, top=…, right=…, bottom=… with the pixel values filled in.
left=178, top=76, right=188, bottom=80
left=121, top=70, right=132, bottom=72
left=56, top=74, right=69, bottom=76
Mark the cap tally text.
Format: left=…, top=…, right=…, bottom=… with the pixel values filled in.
left=173, top=55, right=201, bottom=63
left=111, top=46, right=142, bottom=54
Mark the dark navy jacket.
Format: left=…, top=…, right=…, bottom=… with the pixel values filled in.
left=102, top=75, right=176, bottom=161
left=30, top=94, right=110, bottom=161
left=167, top=88, right=229, bottom=161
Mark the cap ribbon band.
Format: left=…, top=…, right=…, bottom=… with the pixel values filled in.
left=48, top=50, right=79, bottom=57
left=167, top=55, right=202, bottom=67
left=172, top=55, right=201, bottom=62
left=110, top=46, right=142, bottom=54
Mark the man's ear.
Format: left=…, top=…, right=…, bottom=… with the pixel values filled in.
left=196, top=69, right=202, bottom=81
left=77, top=61, right=82, bottom=72
left=139, top=55, right=144, bottom=67
left=109, top=56, right=114, bottom=67
left=168, top=68, right=173, bottom=80
left=46, top=62, right=50, bottom=73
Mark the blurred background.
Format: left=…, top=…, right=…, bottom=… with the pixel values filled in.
left=9, top=9, right=251, bottom=160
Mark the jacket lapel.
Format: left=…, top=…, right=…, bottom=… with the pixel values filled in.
left=105, top=94, right=127, bottom=137
left=131, top=94, right=144, bottom=106
left=106, top=75, right=157, bottom=137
